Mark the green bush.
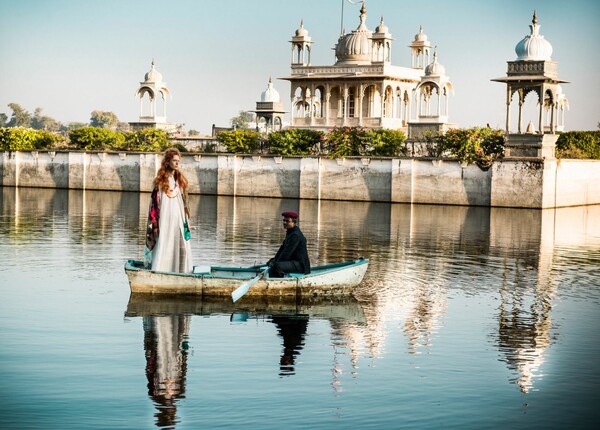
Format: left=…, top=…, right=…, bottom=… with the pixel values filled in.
left=123, top=128, right=172, bottom=152
left=365, top=129, right=408, bottom=156
left=218, top=129, right=261, bottom=154
left=267, top=129, right=323, bottom=155
left=68, top=127, right=124, bottom=150
left=0, top=127, right=64, bottom=150
left=556, top=131, right=600, bottom=159
left=438, top=127, right=505, bottom=167
left=321, top=127, right=368, bottom=157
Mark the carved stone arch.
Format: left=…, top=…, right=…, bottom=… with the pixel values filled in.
left=523, top=87, right=541, bottom=102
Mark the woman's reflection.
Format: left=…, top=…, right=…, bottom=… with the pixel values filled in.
left=143, top=315, right=191, bottom=427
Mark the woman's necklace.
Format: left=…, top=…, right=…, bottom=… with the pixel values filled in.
left=165, top=175, right=180, bottom=198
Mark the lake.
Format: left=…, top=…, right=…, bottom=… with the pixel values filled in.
left=0, top=187, right=599, bottom=429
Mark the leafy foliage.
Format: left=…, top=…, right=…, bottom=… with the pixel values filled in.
left=437, top=127, right=505, bottom=167
left=123, top=128, right=172, bottom=152
left=90, top=110, right=119, bottom=129
left=6, top=103, right=32, bottom=128
left=68, top=127, right=124, bottom=150
left=230, top=111, right=255, bottom=130
left=267, top=128, right=323, bottom=155
left=218, top=129, right=261, bottom=153
left=556, top=131, right=600, bottom=159
left=364, top=129, right=408, bottom=156
left=0, top=127, right=65, bottom=150
left=32, top=108, right=62, bottom=132
left=321, top=127, right=368, bottom=157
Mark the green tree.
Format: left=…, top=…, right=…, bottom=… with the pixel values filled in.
left=90, top=110, right=119, bottom=129
left=61, top=122, right=88, bottom=132
left=31, top=108, right=61, bottom=132
left=230, top=111, right=255, bottom=130
left=188, top=129, right=200, bottom=136
left=7, top=103, right=32, bottom=128
left=0, top=113, right=7, bottom=127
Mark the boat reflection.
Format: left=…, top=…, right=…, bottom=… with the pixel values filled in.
left=124, top=294, right=369, bottom=425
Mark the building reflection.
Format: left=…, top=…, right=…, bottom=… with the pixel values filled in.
left=491, top=208, right=559, bottom=393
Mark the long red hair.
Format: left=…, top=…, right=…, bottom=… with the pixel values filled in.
left=153, top=148, right=189, bottom=193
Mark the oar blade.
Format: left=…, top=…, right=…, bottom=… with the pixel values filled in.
left=231, top=267, right=269, bottom=303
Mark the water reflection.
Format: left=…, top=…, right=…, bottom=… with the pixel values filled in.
left=143, top=315, right=190, bottom=428
left=271, top=315, right=309, bottom=376
left=2, top=187, right=599, bottom=398
left=125, top=294, right=368, bottom=424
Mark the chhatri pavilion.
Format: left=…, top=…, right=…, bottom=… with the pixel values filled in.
left=279, top=3, right=454, bottom=139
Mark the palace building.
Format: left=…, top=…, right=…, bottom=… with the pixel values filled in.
left=280, top=3, right=454, bottom=138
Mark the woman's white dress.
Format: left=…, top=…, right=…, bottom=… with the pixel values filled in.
left=151, top=176, right=193, bottom=273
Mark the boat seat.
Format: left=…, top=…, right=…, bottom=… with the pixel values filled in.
left=193, top=265, right=211, bottom=275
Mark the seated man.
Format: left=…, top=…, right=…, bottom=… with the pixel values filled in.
left=267, top=210, right=311, bottom=278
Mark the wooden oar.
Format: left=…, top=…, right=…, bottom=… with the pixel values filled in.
left=231, top=267, right=269, bottom=303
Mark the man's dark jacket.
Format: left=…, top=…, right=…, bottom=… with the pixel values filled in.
left=271, top=225, right=310, bottom=274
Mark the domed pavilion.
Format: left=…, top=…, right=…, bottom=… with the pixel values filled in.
left=280, top=2, right=454, bottom=137
left=129, top=60, right=178, bottom=132
left=492, top=11, right=569, bottom=158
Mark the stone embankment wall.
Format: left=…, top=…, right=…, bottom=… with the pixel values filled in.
left=1, top=151, right=599, bottom=208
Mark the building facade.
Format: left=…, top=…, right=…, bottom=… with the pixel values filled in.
left=281, top=3, right=453, bottom=136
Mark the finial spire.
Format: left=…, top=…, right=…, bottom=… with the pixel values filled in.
left=532, top=9, right=538, bottom=25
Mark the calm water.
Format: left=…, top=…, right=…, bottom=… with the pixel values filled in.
left=0, top=187, right=599, bottom=429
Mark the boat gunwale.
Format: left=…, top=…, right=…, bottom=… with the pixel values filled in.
left=124, top=258, right=368, bottom=280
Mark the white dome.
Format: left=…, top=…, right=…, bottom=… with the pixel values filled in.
left=335, top=4, right=372, bottom=64
left=260, top=78, right=280, bottom=102
left=144, top=60, right=163, bottom=82
left=515, top=11, right=553, bottom=61
left=425, top=50, right=445, bottom=76
left=414, top=25, right=428, bottom=42
left=375, top=16, right=389, bottom=34
left=295, top=20, right=308, bottom=37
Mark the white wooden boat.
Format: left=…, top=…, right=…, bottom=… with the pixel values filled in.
left=124, top=258, right=369, bottom=298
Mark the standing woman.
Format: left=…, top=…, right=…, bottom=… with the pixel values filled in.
left=145, top=148, right=193, bottom=273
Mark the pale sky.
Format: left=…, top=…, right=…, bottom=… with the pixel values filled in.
left=1, top=0, right=598, bottom=135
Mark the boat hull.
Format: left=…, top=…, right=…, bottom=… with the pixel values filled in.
left=124, top=259, right=369, bottom=298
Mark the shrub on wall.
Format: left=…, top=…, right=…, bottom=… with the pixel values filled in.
left=218, top=129, right=261, bottom=154
left=556, top=131, right=600, bottom=159
left=321, top=127, right=368, bottom=157
left=438, top=127, right=505, bottom=167
left=68, top=127, right=124, bottom=150
left=0, top=127, right=65, bottom=150
left=267, top=129, right=323, bottom=155
left=365, top=128, right=408, bottom=156
left=123, top=128, right=172, bottom=152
